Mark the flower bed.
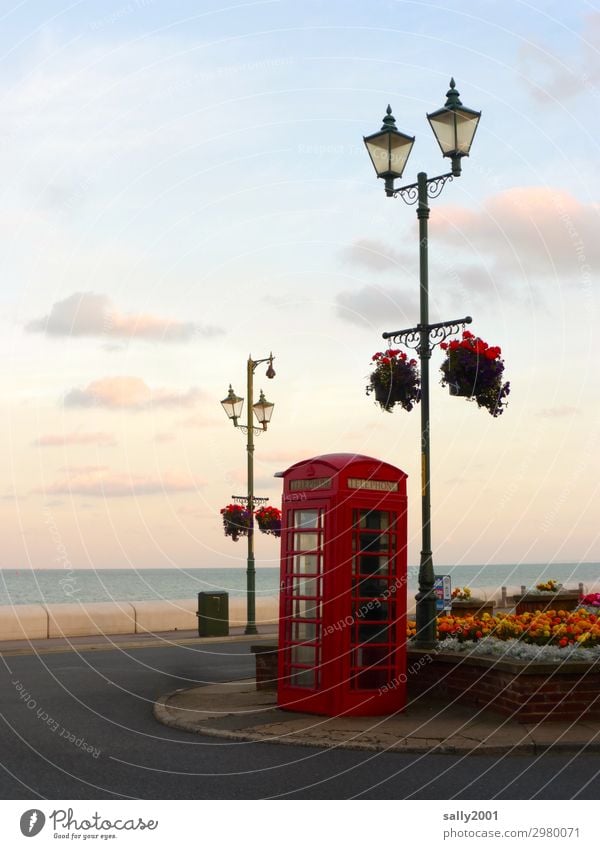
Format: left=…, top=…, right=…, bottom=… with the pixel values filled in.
left=408, top=609, right=600, bottom=648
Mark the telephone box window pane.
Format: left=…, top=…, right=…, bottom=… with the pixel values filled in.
left=357, top=532, right=389, bottom=552
left=354, top=555, right=391, bottom=576
left=289, top=668, right=315, bottom=688
left=353, top=576, right=389, bottom=597
left=294, top=510, right=320, bottom=529
left=294, top=554, right=320, bottom=574
left=356, top=510, right=390, bottom=530
left=354, top=668, right=390, bottom=689
left=293, top=598, right=321, bottom=619
left=358, top=623, right=390, bottom=643
left=353, top=646, right=390, bottom=668
left=291, top=621, right=318, bottom=641
left=291, top=645, right=316, bottom=664
left=354, top=599, right=384, bottom=622
left=292, top=576, right=319, bottom=597
left=293, top=532, right=319, bottom=551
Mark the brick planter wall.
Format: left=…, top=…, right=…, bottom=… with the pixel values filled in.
left=407, top=647, right=600, bottom=723
left=511, top=592, right=580, bottom=615
left=250, top=645, right=278, bottom=690
left=252, top=644, right=600, bottom=722
left=449, top=600, right=495, bottom=618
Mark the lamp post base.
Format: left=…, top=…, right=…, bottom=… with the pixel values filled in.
left=414, top=584, right=438, bottom=650
left=244, top=624, right=258, bottom=636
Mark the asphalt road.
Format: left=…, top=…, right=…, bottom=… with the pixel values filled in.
left=1, top=641, right=599, bottom=800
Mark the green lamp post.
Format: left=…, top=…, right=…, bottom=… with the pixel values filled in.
left=364, top=79, right=481, bottom=649
left=221, top=354, right=276, bottom=635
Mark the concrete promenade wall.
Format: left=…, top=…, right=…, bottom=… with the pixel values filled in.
left=0, top=604, right=49, bottom=641
left=0, top=597, right=279, bottom=642
left=46, top=602, right=136, bottom=639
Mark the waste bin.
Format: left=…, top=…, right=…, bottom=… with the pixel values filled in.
left=197, top=592, right=229, bottom=637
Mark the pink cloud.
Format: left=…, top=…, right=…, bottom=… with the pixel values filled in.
left=258, top=449, right=313, bottom=463
left=34, top=431, right=117, bottom=447
left=154, top=432, right=176, bottom=443
left=179, top=414, right=221, bottom=428
left=27, top=291, right=222, bottom=342
left=433, top=187, right=600, bottom=280
left=64, top=376, right=202, bottom=410
left=36, top=466, right=202, bottom=497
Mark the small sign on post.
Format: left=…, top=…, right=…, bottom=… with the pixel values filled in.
left=434, top=575, right=452, bottom=613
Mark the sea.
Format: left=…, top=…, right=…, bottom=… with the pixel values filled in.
left=0, top=563, right=598, bottom=606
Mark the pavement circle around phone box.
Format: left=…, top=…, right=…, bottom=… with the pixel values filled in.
left=153, top=679, right=600, bottom=755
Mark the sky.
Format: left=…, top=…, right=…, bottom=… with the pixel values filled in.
left=1, top=0, right=599, bottom=571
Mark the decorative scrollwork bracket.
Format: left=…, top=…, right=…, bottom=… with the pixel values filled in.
left=232, top=495, right=269, bottom=506
left=389, top=171, right=454, bottom=205
left=237, top=425, right=264, bottom=436
left=382, top=315, right=473, bottom=356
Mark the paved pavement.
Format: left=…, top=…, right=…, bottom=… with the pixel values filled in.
left=0, top=626, right=277, bottom=657
left=155, top=678, right=600, bottom=756
left=3, top=633, right=600, bottom=798
left=5, top=628, right=600, bottom=758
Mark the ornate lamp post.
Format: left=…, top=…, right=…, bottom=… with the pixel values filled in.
left=364, top=79, right=481, bottom=649
left=221, top=354, right=276, bottom=635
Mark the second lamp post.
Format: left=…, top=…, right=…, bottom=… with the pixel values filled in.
left=221, top=354, right=276, bottom=635
left=364, top=79, right=481, bottom=648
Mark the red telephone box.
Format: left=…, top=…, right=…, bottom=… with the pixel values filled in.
left=277, top=453, right=408, bottom=717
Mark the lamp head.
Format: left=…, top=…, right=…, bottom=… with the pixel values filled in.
left=427, top=78, right=481, bottom=174
left=363, top=105, right=415, bottom=186
left=220, top=385, right=244, bottom=425
left=253, top=389, right=274, bottom=430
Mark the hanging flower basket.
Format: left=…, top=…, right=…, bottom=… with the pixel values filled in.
left=440, top=331, right=510, bottom=417
left=255, top=505, right=282, bottom=537
left=220, top=504, right=251, bottom=541
left=366, top=349, right=421, bottom=412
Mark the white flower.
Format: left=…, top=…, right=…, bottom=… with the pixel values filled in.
left=433, top=637, right=600, bottom=663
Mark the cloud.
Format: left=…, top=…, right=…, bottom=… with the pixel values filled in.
left=341, top=188, right=599, bottom=310
left=63, top=377, right=202, bottom=410
left=433, top=187, right=600, bottom=282
left=537, top=406, right=580, bottom=418
left=335, top=284, right=418, bottom=328
left=339, top=237, right=494, bottom=308
left=340, top=238, right=413, bottom=272
left=34, top=431, right=117, bottom=447
left=179, top=414, right=221, bottom=428
left=37, top=466, right=202, bottom=497
left=518, top=14, right=600, bottom=104
left=258, top=449, right=313, bottom=463
left=27, top=291, right=222, bottom=342
left=178, top=505, right=206, bottom=519
left=154, top=432, right=176, bottom=444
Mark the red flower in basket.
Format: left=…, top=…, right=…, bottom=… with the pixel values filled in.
left=440, top=330, right=510, bottom=417
left=220, top=504, right=251, bottom=541
left=254, top=505, right=282, bottom=537
left=366, top=349, right=421, bottom=413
